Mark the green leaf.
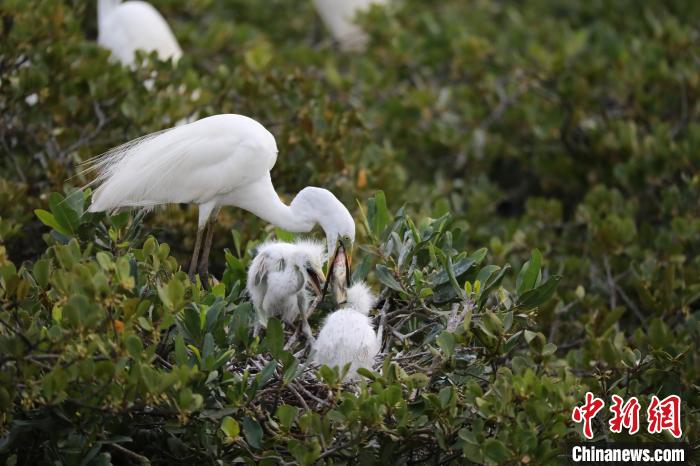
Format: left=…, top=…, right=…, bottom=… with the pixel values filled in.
left=34, top=209, right=69, bottom=236
left=468, top=247, right=488, bottom=266
left=372, top=190, right=390, bottom=237
left=436, top=331, right=456, bottom=357
left=274, top=228, right=295, bottom=242
left=137, top=316, right=153, bottom=331
left=242, top=417, right=263, bottom=449
left=32, top=259, right=49, bottom=288
left=63, top=189, right=85, bottom=217
left=475, top=265, right=500, bottom=290
left=220, top=416, right=240, bottom=440
left=376, top=264, right=403, bottom=292
left=276, top=405, right=298, bottom=430
left=175, top=335, right=188, bottom=366
left=158, top=278, right=185, bottom=310
left=477, top=264, right=511, bottom=308
left=517, top=275, right=561, bottom=310
left=438, top=386, right=454, bottom=408
left=125, top=335, right=143, bottom=359
left=255, top=361, right=276, bottom=388
left=517, top=249, right=542, bottom=294
left=384, top=385, right=402, bottom=406
left=356, top=367, right=376, bottom=380
left=264, top=318, right=284, bottom=359
left=109, top=211, right=130, bottom=229
left=483, top=438, right=512, bottom=463
left=95, top=252, right=113, bottom=271
left=482, top=312, right=503, bottom=336
left=48, top=192, right=80, bottom=235
left=282, top=356, right=299, bottom=384
left=443, top=255, right=464, bottom=299
left=541, top=342, right=557, bottom=356
left=211, top=283, right=226, bottom=298
left=318, top=365, right=338, bottom=385
left=523, top=330, right=538, bottom=344
left=202, top=333, right=215, bottom=359
left=431, top=249, right=486, bottom=286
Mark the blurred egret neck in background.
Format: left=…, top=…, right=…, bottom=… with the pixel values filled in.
left=312, top=0, right=388, bottom=51
left=97, top=0, right=182, bottom=66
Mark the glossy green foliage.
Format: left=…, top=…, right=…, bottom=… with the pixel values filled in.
left=2, top=194, right=573, bottom=464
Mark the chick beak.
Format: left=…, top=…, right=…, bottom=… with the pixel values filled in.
left=306, top=267, right=325, bottom=297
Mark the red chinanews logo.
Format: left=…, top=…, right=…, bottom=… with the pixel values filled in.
left=572, top=392, right=682, bottom=439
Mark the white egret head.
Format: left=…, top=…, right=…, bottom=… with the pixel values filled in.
left=290, top=187, right=355, bottom=303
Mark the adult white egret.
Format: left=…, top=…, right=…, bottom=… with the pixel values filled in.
left=83, top=114, right=355, bottom=284
left=312, top=0, right=388, bottom=51
left=311, top=281, right=384, bottom=381
left=97, top=0, right=182, bottom=66
left=246, top=239, right=326, bottom=340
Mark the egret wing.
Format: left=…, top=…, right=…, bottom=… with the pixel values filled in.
left=85, top=115, right=278, bottom=211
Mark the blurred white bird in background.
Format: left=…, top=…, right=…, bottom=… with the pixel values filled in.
left=246, top=239, right=326, bottom=340
left=82, top=114, right=355, bottom=286
left=312, top=0, right=389, bottom=51
left=97, top=0, right=182, bottom=66
left=312, top=281, right=384, bottom=381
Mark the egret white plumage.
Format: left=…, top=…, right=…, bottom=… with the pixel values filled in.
left=246, top=239, right=325, bottom=340
left=311, top=282, right=384, bottom=381
left=97, top=0, right=182, bottom=66
left=83, top=114, right=355, bottom=285
left=312, top=0, right=389, bottom=51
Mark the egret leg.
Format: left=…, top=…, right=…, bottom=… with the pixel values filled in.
left=188, top=225, right=204, bottom=282
left=300, top=314, right=315, bottom=347
left=284, top=325, right=301, bottom=351
left=197, top=207, right=220, bottom=287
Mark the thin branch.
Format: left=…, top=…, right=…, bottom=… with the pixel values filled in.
left=286, top=384, right=309, bottom=411
left=614, top=283, right=648, bottom=330
left=109, top=442, right=151, bottom=465
left=603, top=255, right=617, bottom=310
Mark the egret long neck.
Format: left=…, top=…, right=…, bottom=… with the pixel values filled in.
left=98, top=0, right=121, bottom=25
left=227, top=176, right=314, bottom=233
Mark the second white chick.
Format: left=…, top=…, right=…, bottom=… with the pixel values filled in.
left=246, top=239, right=325, bottom=339
left=312, top=282, right=382, bottom=381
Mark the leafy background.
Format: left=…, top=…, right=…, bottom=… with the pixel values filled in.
left=1, top=0, right=698, bottom=464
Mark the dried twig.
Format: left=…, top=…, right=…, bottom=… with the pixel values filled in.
left=603, top=255, right=617, bottom=310
left=110, top=442, right=151, bottom=465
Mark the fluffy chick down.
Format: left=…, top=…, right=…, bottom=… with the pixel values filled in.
left=312, top=282, right=381, bottom=380
left=246, top=239, right=325, bottom=333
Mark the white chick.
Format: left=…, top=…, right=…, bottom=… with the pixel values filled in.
left=311, top=282, right=382, bottom=381
left=246, top=239, right=325, bottom=340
